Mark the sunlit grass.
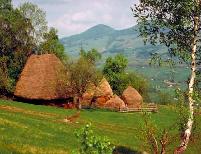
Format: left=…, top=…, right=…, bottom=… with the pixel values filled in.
left=0, top=99, right=200, bottom=153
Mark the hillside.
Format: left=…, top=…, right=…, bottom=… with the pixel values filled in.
left=60, top=24, right=167, bottom=65
left=0, top=99, right=200, bottom=153
left=60, top=24, right=189, bottom=98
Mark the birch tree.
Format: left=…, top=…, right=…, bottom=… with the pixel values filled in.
left=19, top=2, right=48, bottom=53
left=132, top=0, right=201, bottom=153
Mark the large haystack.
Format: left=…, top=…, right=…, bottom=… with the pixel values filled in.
left=122, top=86, right=143, bottom=108
left=104, top=95, right=126, bottom=111
left=93, top=78, right=113, bottom=108
left=14, top=54, right=71, bottom=100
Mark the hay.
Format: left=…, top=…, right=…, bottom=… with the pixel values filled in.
left=104, top=95, right=126, bottom=110
left=94, top=78, right=113, bottom=97
left=81, top=83, right=96, bottom=108
left=14, top=54, right=71, bottom=100
left=93, top=78, right=113, bottom=108
left=122, top=86, right=143, bottom=108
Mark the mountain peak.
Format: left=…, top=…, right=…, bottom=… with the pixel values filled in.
left=83, top=24, right=114, bottom=35
left=90, top=24, right=114, bottom=30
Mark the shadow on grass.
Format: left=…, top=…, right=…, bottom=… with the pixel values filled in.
left=113, top=146, right=144, bottom=154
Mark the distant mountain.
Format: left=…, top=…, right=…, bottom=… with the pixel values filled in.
left=60, top=24, right=189, bottom=99
left=60, top=24, right=168, bottom=66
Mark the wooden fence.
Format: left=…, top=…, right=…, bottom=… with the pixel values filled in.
left=119, top=103, right=158, bottom=113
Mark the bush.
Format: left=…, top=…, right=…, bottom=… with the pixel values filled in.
left=75, top=123, right=114, bottom=154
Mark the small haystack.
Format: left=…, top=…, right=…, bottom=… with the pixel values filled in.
left=93, top=78, right=113, bottom=108
left=81, top=83, right=96, bottom=108
left=104, top=95, right=126, bottom=111
left=122, top=86, right=143, bottom=108
left=14, top=54, right=71, bottom=100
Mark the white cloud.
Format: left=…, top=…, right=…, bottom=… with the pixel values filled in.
left=13, top=0, right=139, bottom=37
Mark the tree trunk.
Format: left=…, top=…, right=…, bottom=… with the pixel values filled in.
left=152, top=135, right=159, bottom=154
left=74, top=96, right=82, bottom=110
left=78, top=97, right=82, bottom=109
left=174, top=16, right=199, bottom=154
left=160, top=130, right=168, bottom=154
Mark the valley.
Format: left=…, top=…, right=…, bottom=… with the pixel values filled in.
left=60, top=24, right=190, bottom=102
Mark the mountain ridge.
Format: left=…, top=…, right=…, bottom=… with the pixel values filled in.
left=60, top=24, right=189, bottom=97
left=60, top=24, right=167, bottom=65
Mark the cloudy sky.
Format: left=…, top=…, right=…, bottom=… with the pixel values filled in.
left=13, top=0, right=138, bottom=38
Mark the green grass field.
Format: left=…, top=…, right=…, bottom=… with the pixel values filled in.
left=0, top=99, right=200, bottom=154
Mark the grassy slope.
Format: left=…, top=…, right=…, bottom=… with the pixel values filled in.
left=0, top=100, right=200, bottom=154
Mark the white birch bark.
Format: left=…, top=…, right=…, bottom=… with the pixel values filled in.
left=174, top=16, right=199, bottom=154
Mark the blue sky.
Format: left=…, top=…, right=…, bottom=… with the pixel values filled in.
left=13, top=0, right=138, bottom=37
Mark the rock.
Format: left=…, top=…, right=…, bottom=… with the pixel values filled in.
left=122, top=86, right=143, bottom=108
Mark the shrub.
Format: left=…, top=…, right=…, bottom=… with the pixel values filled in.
left=75, top=123, right=114, bottom=154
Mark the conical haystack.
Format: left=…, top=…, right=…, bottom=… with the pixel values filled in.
left=94, top=78, right=113, bottom=108
left=104, top=95, right=126, bottom=111
left=94, top=78, right=113, bottom=97
left=14, top=54, right=71, bottom=100
left=122, top=86, right=143, bottom=108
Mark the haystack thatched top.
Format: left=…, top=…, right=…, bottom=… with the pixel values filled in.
left=94, top=78, right=113, bottom=97
left=122, top=86, right=142, bottom=101
left=85, top=83, right=96, bottom=94
left=14, top=54, right=71, bottom=100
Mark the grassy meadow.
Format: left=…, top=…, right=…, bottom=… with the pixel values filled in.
left=0, top=99, right=200, bottom=153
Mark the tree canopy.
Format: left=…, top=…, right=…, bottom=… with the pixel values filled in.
left=0, top=0, right=66, bottom=95
left=67, top=48, right=102, bottom=108
left=80, top=48, right=101, bottom=65
left=133, top=0, right=201, bottom=153
left=19, top=2, right=48, bottom=48
left=39, top=27, right=67, bottom=61
left=103, top=54, right=149, bottom=99
left=0, top=0, right=35, bottom=94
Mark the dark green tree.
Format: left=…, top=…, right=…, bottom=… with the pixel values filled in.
left=80, top=48, right=101, bottom=64
left=132, top=0, right=201, bottom=152
left=103, top=54, right=149, bottom=99
left=40, top=27, right=67, bottom=61
left=0, top=0, right=11, bottom=10
left=103, top=54, right=128, bottom=95
left=103, top=54, right=128, bottom=75
left=0, top=0, right=35, bottom=95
